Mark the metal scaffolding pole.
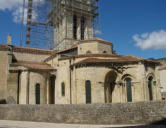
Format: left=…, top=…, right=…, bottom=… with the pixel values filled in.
left=25, top=0, right=100, bottom=50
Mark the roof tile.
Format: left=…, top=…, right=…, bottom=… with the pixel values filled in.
left=10, top=61, right=55, bottom=71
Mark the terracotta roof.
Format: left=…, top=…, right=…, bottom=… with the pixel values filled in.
left=59, top=54, right=158, bottom=62
left=158, top=65, right=166, bottom=70
left=12, top=46, right=56, bottom=54
left=71, top=55, right=158, bottom=66
left=0, top=44, right=56, bottom=54
left=59, top=54, right=140, bottom=60
left=0, top=44, right=9, bottom=50
left=10, top=61, right=55, bottom=71
left=44, top=38, right=113, bottom=62
left=0, top=44, right=7, bottom=47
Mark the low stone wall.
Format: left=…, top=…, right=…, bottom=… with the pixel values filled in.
left=0, top=101, right=166, bottom=125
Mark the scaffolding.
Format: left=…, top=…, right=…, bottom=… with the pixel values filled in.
left=25, top=0, right=100, bottom=50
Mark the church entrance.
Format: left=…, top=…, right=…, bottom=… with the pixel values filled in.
left=104, top=71, right=117, bottom=103
left=49, top=76, right=55, bottom=104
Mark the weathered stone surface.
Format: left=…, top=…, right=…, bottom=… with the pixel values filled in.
left=0, top=50, right=8, bottom=100
left=0, top=101, right=166, bottom=125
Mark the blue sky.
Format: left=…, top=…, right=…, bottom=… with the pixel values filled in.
left=0, top=0, right=166, bottom=59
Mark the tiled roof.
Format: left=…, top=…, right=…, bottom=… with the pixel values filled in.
left=71, top=55, right=158, bottom=66
left=0, top=44, right=56, bottom=55
left=0, top=44, right=8, bottom=50
left=12, top=46, right=55, bottom=54
left=158, top=65, right=166, bottom=70
left=10, top=61, right=55, bottom=71
left=59, top=54, right=141, bottom=60
left=44, top=38, right=113, bottom=62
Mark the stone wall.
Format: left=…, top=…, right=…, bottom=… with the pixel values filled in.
left=159, top=69, right=166, bottom=92
left=55, top=59, right=71, bottom=104
left=161, top=92, right=166, bottom=100
left=19, top=71, right=49, bottom=104
left=0, top=51, right=8, bottom=100
left=71, top=63, right=161, bottom=104
left=0, top=101, right=166, bottom=125
left=13, top=52, right=50, bottom=62
left=7, top=72, right=18, bottom=104
left=78, top=41, right=113, bottom=55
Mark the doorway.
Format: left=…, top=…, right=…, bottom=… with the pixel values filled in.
left=49, top=76, right=55, bottom=104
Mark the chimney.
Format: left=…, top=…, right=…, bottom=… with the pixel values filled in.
left=7, top=34, right=12, bottom=45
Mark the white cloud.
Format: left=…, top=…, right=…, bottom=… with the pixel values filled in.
left=12, top=7, right=26, bottom=23
left=0, top=0, right=44, bottom=24
left=94, top=29, right=102, bottom=36
left=133, top=30, right=166, bottom=50
left=0, top=0, right=21, bottom=10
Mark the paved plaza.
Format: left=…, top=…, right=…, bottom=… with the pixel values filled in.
left=0, top=120, right=140, bottom=128
left=0, top=120, right=165, bottom=128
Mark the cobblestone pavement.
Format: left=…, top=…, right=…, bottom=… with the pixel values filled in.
left=0, top=120, right=140, bottom=128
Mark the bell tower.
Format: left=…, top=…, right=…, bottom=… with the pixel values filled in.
left=51, top=0, right=99, bottom=50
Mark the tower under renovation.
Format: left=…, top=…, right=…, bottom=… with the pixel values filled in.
left=26, top=0, right=99, bottom=50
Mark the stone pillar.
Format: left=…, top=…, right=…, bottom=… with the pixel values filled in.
left=19, top=70, right=29, bottom=104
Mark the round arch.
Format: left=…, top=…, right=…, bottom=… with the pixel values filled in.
left=146, top=73, right=155, bottom=80
left=121, top=74, right=133, bottom=102
left=146, top=73, right=155, bottom=101
left=104, top=70, right=118, bottom=103
left=121, top=74, right=134, bottom=81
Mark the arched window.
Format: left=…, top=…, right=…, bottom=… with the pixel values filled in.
left=85, top=80, right=91, bottom=104
left=35, top=83, right=40, bottom=104
left=81, top=16, right=85, bottom=40
left=148, top=76, right=153, bottom=101
left=125, top=78, right=132, bottom=102
left=73, top=15, right=77, bottom=39
left=103, top=51, right=107, bottom=53
left=61, top=82, right=65, bottom=96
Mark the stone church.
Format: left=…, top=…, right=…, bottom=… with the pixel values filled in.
left=0, top=0, right=162, bottom=104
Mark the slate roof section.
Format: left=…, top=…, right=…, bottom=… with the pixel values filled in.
left=10, top=61, right=55, bottom=71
